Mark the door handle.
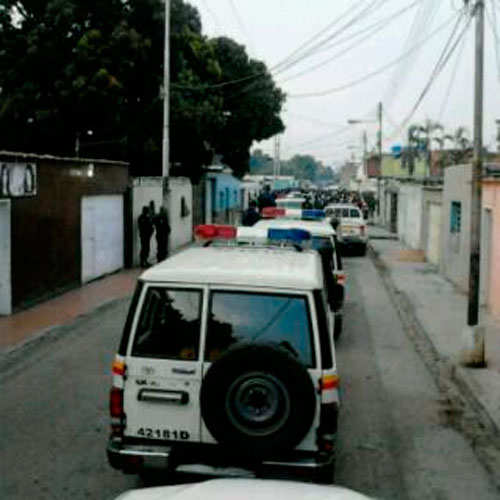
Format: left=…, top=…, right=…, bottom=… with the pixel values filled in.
left=138, top=389, right=189, bottom=405
left=172, top=367, right=196, bottom=375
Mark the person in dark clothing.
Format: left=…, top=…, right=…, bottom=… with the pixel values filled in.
left=154, top=206, right=171, bottom=262
left=257, top=185, right=276, bottom=211
left=242, top=200, right=260, bottom=226
left=138, top=205, right=154, bottom=268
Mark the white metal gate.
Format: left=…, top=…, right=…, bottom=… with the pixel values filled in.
left=81, top=195, right=124, bottom=283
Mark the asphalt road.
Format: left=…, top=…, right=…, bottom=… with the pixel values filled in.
left=0, top=255, right=498, bottom=499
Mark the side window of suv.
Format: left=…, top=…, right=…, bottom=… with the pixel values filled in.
left=132, top=287, right=202, bottom=360
left=205, top=292, right=315, bottom=367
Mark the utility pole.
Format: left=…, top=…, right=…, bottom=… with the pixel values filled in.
left=162, top=0, right=171, bottom=203
left=461, top=0, right=485, bottom=367
left=362, top=130, right=368, bottom=177
left=377, top=101, right=383, bottom=218
left=273, top=135, right=281, bottom=187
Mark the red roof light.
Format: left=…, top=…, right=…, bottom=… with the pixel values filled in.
left=194, top=225, right=237, bottom=240
left=261, top=207, right=286, bottom=219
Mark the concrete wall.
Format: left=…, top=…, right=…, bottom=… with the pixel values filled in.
left=441, top=165, right=471, bottom=293
left=482, top=179, right=500, bottom=317
left=397, top=182, right=423, bottom=249
left=131, top=176, right=193, bottom=266
left=168, top=176, right=193, bottom=252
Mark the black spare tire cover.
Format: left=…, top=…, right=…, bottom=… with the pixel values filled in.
left=200, top=343, right=316, bottom=459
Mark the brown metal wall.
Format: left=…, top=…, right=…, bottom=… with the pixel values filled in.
left=9, top=158, right=129, bottom=309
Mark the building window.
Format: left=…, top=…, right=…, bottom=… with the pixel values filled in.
left=450, top=201, right=461, bottom=234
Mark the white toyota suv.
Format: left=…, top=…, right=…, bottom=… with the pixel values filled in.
left=253, top=218, right=345, bottom=340
left=324, top=204, right=368, bottom=255
left=107, top=226, right=340, bottom=483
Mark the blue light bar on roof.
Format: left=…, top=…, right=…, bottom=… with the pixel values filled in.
left=268, top=228, right=312, bottom=242
left=302, top=209, right=325, bottom=220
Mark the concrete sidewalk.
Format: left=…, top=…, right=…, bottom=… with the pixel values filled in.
left=368, top=225, right=500, bottom=433
left=0, top=268, right=141, bottom=353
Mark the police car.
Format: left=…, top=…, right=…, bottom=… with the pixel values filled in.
left=324, top=204, right=368, bottom=255
left=107, top=225, right=340, bottom=483
left=253, top=216, right=345, bottom=340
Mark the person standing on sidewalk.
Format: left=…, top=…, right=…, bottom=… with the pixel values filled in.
left=138, top=206, right=154, bottom=268
left=242, top=200, right=260, bottom=226
left=154, top=206, right=171, bottom=262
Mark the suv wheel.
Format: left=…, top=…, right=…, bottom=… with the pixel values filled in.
left=200, top=343, right=316, bottom=459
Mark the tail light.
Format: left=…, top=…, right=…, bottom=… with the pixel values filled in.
left=110, top=387, right=124, bottom=418
left=317, top=402, right=339, bottom=452
left=110, top=356, right=126, bottom=436
left=360, top=225, right=366, bottom=236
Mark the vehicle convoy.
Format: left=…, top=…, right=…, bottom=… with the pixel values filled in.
left=108, top=226, right=340, bottom=483
left=324, top=204, right=368, bottom=255
left=253, top=218, right=345, bottom=340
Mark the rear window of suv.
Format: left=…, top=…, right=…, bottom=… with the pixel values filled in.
left=205, top=291, right=315, bottom=367
left=132, top=287, right=202, bottom=360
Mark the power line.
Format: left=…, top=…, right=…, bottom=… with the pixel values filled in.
left=278, top=0, right=423, bottom=85
left=273, top=0, right=391, bottom=76
left=437, top=20, right=469, bottom=121
left=486, top=0, right=500, bottom=84
left=201, top=0, right=223, bottom=32
left=269, top=0, right=377, bottom=74
left=172, top=0, right=399, bottom=94
left=227, top=0, right=257, bottom=56
left=313, top=0, right=424, bottom=56
left=288, top=13, right=460, bottom=98
left=383, top=0, right=441, bottom=106
left=389, top=10, right=473, bottom=140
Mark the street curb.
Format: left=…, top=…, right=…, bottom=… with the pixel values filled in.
left=0, top=296, right=130, bottom=380
left=368, top=242, right=500, bottom=441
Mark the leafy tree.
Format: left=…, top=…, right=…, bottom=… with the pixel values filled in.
left=209, top=37, right=285, bottom=177
left=0, top=0, right=285, bottom=178
left=249, top=150, right=336, bottom=184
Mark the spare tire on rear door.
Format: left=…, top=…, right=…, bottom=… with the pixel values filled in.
left=200, top=343, right=316, bottom=459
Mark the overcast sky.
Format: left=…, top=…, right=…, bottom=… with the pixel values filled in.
left=188, top=0, right=500, bottom=169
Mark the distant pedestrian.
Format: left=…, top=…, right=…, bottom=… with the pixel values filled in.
left=257, top=185, right=276, bottom=211
left=242, top=200, right=260, bottom=226
left=138, top=206, right=154, bottom=268
left=154, top=206, right=171, bottom=262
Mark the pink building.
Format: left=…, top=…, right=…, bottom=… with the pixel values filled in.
left=482, top=177, right=500, bottom=318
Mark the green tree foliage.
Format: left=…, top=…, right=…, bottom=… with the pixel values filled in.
left=249, top=150, right=337, bottom=184
left=0, top=0, right=284, bottom=177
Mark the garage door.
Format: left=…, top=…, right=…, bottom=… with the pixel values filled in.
left=81, top=195, right=124, bottom=283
